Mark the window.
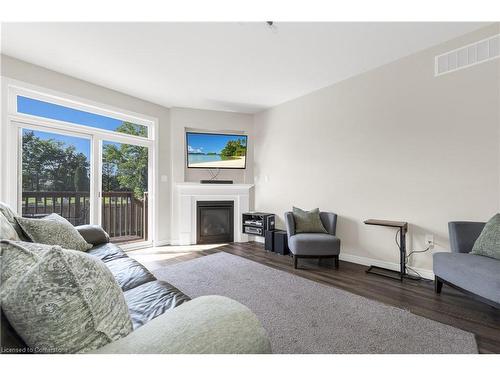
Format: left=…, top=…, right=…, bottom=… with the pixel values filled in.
left=17, top=96, right=149, bottom=138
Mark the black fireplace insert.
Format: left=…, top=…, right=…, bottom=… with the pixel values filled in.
left=196, top=201, right=234, bottom=244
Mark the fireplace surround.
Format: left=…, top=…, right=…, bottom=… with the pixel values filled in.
left=174, top=183, right=253, bottom=245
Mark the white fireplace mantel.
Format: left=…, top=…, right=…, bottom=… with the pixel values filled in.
left=175, top=183, right=254, bottom=245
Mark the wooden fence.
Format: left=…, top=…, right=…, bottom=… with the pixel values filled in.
left=21, top=191, right=148, bottom=243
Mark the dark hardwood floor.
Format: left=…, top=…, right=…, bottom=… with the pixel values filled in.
left=134, top=241, right=500, bottom=354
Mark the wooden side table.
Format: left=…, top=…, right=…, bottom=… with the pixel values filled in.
left=364, top=219, right=415, bottom=281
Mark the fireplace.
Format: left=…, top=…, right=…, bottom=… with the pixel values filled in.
left=196, top=201, right=234, bottom=244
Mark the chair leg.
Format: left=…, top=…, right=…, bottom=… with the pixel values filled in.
left=435, top=276, right=443, bottom=294
left=334, top=255, right=339, bottom=269
left=293, top=255, right=298, bottom=269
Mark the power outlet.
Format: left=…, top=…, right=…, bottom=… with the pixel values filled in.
left=425, top=234, right=434, bottom=249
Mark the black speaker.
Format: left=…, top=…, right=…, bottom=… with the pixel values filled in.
left=264, top=230, right=274, bottom=251
left=273, top=230, right=289, bottom=255
left=265, top=215, right=275, bottom=231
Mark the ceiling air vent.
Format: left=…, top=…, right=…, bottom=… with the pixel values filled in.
left=435, top=34, right=500, bottom=76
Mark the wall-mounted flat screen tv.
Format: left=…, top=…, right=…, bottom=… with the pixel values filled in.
left=186, top=132, right=248, bottom=169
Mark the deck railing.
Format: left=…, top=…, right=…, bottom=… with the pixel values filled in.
left=102, top=191, right=148, bottom=242
left=21, top=191, right=148, bottom=243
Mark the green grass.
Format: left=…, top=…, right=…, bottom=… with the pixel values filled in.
left=23, top=196, right=138, bottom=206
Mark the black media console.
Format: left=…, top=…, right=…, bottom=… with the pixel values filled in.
left=242, top=212, right=275, bottom=237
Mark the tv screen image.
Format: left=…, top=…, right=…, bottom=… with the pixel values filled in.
left=186, top=132, right=248, bottom=169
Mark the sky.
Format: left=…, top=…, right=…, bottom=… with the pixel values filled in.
left=18, top=96, right=125, bottom=132
left=186, top=133, right=247, bottom=154
left=18, top=96, right=137, bottom=159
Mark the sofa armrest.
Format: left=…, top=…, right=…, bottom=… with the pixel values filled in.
left=284, top=212, right=295, bottom=238
left=91, top=295, right=271, bottom=354
left=75, top=225, right=110, bottom=246
left=448, top=221, right=485, bottom=254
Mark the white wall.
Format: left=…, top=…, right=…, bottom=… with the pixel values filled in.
left=0, top=55, right=172, bottom=244
left=253, top=24, right=500, bottom=275
left=169, top=107, right=254, bottom=244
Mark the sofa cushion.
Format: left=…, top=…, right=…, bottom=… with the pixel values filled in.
left=292, top=207, right=328, bottom=234
left=87, top=242, right=191, bottom=328
left=0, top=241, right=133, bottom=353
left=88, top=242, right=128, bottom=263
left=105, top=256, right=156, bottom=292
left=433, top=252, right=500, bottom=304
left=471, top=213, right=500, bottom=260
left=288, top=233, right=341, bottom=256
left=16, top=213, right=92, bottom=252
left=124, top=280, right=191, bottom=329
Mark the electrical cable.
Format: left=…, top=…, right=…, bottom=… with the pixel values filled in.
left=394, top=228, right=400, bottom=248
left=393, top=227, right=431, bottom=281
left=208, top=168, right=220, bottom=181
left=406, top=247, right=431, bottom=259
left=405, top=265, right=423, bottom=279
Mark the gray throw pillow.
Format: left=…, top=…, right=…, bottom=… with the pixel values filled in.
left=15, top=213, right=92, bottom=252
left=0, top=202, right=28, bottom=241
left=1, top=212, right=20, bottom=241
left=0, top=241, right=133, bottom=353
left=0, top=241, right=53, bottom=300
left=292, top=207, right=328, bottom=234
left=471, top=213, right=500, bottom=260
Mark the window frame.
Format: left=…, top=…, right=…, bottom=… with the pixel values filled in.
left=3, top=79, right=159, bottom=250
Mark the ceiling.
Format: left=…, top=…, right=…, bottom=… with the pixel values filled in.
left=1, top=22, right=487, bottom=113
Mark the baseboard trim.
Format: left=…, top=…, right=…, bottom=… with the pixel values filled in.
left=339, top=253, right=434, bottom=280
left=253, top=236, right=265, bottom=244
left=153, top=239, right=171, bottom=247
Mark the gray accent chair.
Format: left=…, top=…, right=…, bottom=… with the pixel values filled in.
left=284, top=211, right=341, bottom=270
left=433, top=221, right=500, bottom=308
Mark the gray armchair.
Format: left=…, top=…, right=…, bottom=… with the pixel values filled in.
left=284, top=211, right=341, bottom=270
left=433, top=221, right=500, bottom=308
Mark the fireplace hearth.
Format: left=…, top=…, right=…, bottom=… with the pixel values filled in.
left=196, top=201, right=234, bottom=244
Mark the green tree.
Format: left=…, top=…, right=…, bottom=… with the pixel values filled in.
left=102, top=143, right=121, bottom=192
left=220, top=138, right=247, bottom=159
left=22, top=131, right=90, bottom=192
left=101, top=122, right=148, bottom=200
left=73, top=165, right=88, bottom=191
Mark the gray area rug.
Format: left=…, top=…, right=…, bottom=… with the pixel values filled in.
left=153, top=252, right=478, bottom=354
